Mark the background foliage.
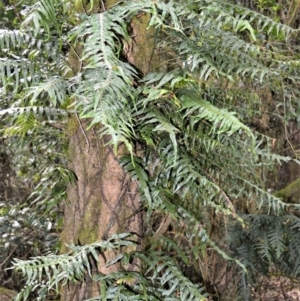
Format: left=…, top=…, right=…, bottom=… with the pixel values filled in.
left=0, top=0, right=300, bottom=300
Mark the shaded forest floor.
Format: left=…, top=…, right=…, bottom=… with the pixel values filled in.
left=252, top=275, right=300, bottom=301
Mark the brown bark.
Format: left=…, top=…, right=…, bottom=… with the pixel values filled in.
left=60, top=122, right=142, bottom=300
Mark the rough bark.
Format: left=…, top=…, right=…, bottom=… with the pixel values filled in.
left=60, top=122, right=142, bottom=300
left=0, top=287, right=17, bottom=301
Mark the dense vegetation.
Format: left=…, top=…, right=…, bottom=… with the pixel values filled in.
left=1, top=0, right=300, bottom=300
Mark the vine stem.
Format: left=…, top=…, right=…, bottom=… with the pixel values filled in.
left=75, top=113, right=90, bottom=153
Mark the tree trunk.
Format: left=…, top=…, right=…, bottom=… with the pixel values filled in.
left=60, top=1, right=156, bottom=300
left=60, top=122, right=142, bottom=300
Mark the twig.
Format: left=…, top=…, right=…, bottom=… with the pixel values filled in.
left=204, top=171, right=239, bottom=220
left=283, top=96, right=298, bottom=159
left=79, top=0, right=88, bottom=14
left=0, top=245, right=17, bottom=270
left=100, top=0, right=106, bottom=11
left=75, top=113, right=90, bottom=152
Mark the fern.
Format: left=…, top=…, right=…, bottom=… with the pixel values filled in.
left=21, top=0, right=60, bottom=37
left=0, top=106, right=68, bottom=119
left=13, top=233, right=135, bottom=300
left=24, top=76, right=67, bottom=107
left=13, top=235, right=208, bottom=301
left=135, top=252, right=208, bottom=300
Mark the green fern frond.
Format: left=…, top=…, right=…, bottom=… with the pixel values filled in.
left=120, top=155, right=152, bottom=205
left=135, top=252, right=208, bottom=300
left=267, top=219, right=285, bottom=259
left=0, top=106, right=68, bottom=117
left=68, top=10, right=138, bottom=152
left=25, top=76, right=67, bottom=107
left=22, top=0, right=60, bottom=37
left=69, top=10, right=135, bottom=81
left=13, top=233, right=135, bottom=299
left=196, top=0, right=296, bottom=37
left=0, top=58, right=34, bottom=92
left=0, top=29, right=27, bottom=50
left=179, top=89, right=252, bottom=137
left=0, top=107, right=69, bottom=131
left=3, top=113, right=38, bottom=137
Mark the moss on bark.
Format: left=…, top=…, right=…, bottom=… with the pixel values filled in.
left=274, top=177, right=300, bottom=203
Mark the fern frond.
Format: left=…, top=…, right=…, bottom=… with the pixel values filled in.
left=120, top=155, right=152, bottom=205
left=22, top=0, right=60, bottom=37
left=3, top=113, right=38, bottom=137
left=179, top=89, right=252, bottom=137
left=25, top=76, right=67, bottom=107
left=135, top=252, right=208, bottom=300
left=65, top=10, right=141, bottom=154
left=0, top=106, right=69, bottom=118
left=195, top=0, right=296, bottom=37
left=13, top=233, right=135, bottom=299
left=0, top=106, right=69, bottom=134
left=0, top=58, right=33, bottom=92
left=0, top=29, right=27, bottom=50
left=0, top=29, right=58, bottom=54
